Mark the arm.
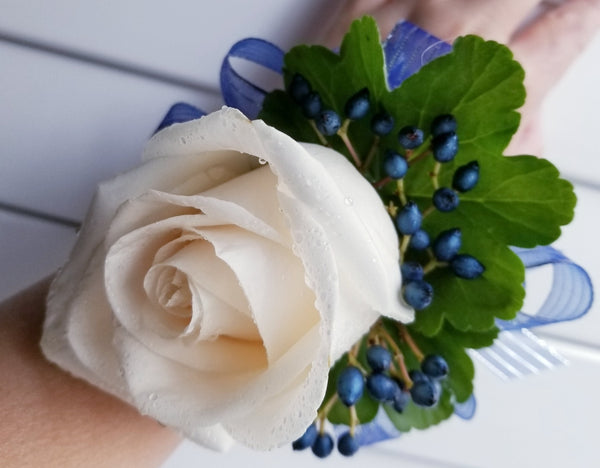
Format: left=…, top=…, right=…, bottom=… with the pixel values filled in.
left=0, top=278, right=181, bottom=468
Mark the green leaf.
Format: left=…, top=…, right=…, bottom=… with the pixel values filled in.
left=379, top=35, right=525, bottom=160
left=259, top=16, right=387, bottom=162
left=407, top=155, right=576, bottom=247
left=410, top=233, right=525, bottom=335
left=284, top=16, right=388, bottom=112
left=384, top=385, right=454, bottom=432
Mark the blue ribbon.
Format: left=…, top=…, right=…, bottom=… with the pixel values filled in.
left=220, top=37, right=284, bottom=119
left=156, top=19, right=593, bottom=445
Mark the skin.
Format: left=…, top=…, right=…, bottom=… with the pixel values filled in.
left=322, top=0, right=600, bottom=155
left=0, top=278, right=181, bottom=468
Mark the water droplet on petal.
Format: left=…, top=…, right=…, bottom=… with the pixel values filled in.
left=344, top=197, right=354, bottom=206
left=148, top=393, right=158, bottom=401
left=258, top=158, right=267, bottom=165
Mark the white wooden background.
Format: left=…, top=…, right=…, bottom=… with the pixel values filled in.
left=1, top=1, right=599, bottom=466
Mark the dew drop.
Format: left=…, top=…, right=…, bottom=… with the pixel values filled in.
left=148, top=393, right=158, bottom=401
left=258, top=158, right=267, bottom=165
left=344, top=197, right=354, bottom=206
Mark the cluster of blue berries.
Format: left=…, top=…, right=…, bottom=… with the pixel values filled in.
left=289, top=73, right=399, bottom=138
left=401, top=225, right=485, bottom=309
left=287, top=73, right=486, bottom=312
left=387, top=116, right=485, bottom=310
left=293, top=343, right=449, bottom=458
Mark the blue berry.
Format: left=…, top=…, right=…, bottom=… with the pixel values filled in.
left=395, top=201, right=422, bottom=235
left=451, top=254, right=485, bottom=279
left=316, top=110, right=341, bottom=136
left=453, top=161, right=480, bottom=192
left=410, top=378, right=439, bottom=407
left=289, top=73, right=311, bottom=103
left=432, top=228, right=462, bottom=261
left=292, top=423, right=318, bottom=450
left=301, top=92, right=322, bottom=119
left=398, top=125, right=424, bottom=149
left=421, top=355, right=449, bottom=379
left=409, top=229, right=430, bottom=250
left=401, top=261, right=424, bottom=282
left=433, top=187, right=459, bottom=212
left=431, top=114, right=457, bottom=137
left=371, top=112, right=395, bottom=136
left=336, top=366, right=364, bottom=407
left=392, top=387, right=410, bottom=413
left=366, top=345, right=392, bottom=373
left=337, top=432, right=359, bottom=456
left=383, top=150, right=408, bottom=179
left=409, top=370, right=429, bottom=384
left=366, top=373, right=398, bottom=402
left=345, top=88, right=370, bottom=120
left=432, top=132, right=458, bottom=162
left=312, top=433, right=334, bottom=458
left=402, top=280, right=434, bottom=310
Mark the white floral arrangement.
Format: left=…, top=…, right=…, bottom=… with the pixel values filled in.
left=41, top=17, right=592, bottom=458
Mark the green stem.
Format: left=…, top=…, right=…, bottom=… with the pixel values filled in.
left=396, top=178, right=407, bottom=206
left=423, top=258, right=447, bottom=275
left=349, top=405, right=359, bottom=436
left=398, top=324, right=425, bottom=362
left=361, top=136, right=380, bottom=173
left=309, top=120, right=329, bottom=146
left=317, top=393, right=339, bottom=433
left=400, top=235, right=411, bottom=259
left=430, top=162, right=441, bottom=190
left=337, top=119, right=361, bottom=168
left=422, top=204, right=435, bottom=219
left=377, top=324, right=413, bottom=388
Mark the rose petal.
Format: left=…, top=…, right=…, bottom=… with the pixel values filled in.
left=43, top=248, right=131, bottom=404
left=251, top=122, right=412, bottom=325
left=199, top=226, right=319, bottom=363
left=114, top=322, right=328, bottom=450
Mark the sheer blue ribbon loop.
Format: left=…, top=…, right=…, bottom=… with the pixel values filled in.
left=383, top=21, right=452, bottom=89
left=155, top=102, right=205, bottom=133
left=220, top=38, right=284, bottom=118
left=453, top=394, right=477, bottom=420
left=499, top=246, right=594, bottom=331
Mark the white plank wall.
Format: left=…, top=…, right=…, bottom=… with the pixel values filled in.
left=1, top=2, right=598, bottom=466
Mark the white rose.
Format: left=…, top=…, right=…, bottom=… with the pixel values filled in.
left=42, top=107, right=412, bottom=451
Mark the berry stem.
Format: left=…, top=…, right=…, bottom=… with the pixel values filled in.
left=377, top=324, right=413, bottom=388
left=309, top=120, right=329, bottom=146
left=400, top=235, right=411, bottom=258
left=423, top=258, right=446, bottom=274
left=374, top=175, right=392, bottom=190
left=422, top=204, right=435, bottom=219
left=349, top=405, right=359, bottom=437
left=317, top=393, right=339, bottom=433
left=385, top=201, right=398, bottom=218
left=347, top=351, right=368, bottom=374
left=361, top=136, right=380, bottom=173
left=337, top=119, right=362, bottom=168
left=430, top=162, right=441, bottom=190
left=396, top=179, right=407, bottom=206
left=398, top=324, right=425, bottom=362
left=406, top=137, right=432, bottom=163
